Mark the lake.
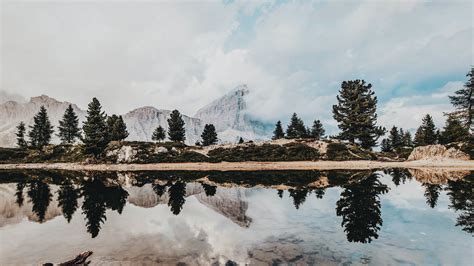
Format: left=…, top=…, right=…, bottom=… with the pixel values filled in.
left=0, top=169, right=472, bottom=265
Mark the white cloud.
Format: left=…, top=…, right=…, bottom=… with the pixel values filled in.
left=1, top=0, right=472, bottom=131
left=378, top=81, right=463, bottom=131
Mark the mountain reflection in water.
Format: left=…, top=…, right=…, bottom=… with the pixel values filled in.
left=0, top=169, right=472, bottom=265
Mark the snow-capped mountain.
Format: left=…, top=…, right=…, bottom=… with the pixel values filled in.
left=0, top=85, right=270, bottom=147
left=194, top=85, right=270, bottom=142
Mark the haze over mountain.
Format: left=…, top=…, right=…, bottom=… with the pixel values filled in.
left=0, top=86, right=271, bottom=147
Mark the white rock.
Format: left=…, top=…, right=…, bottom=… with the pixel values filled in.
left=154, top=146, right=168, bottom=154
left=116, top=146, right=137, bottom=163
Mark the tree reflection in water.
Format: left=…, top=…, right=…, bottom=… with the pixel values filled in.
left=167, top=181, right=186, bottom=215
left=80, top=178, right=128, bottom=238
left=288, top=188, right=309, bottom=210
left=27, top=180, right=52, bottom=223
left=6, top=169, right=472, bottom=241
left=57, top=181, right=79, bottom=223
left=446, top=174, right=473, bottom=234
left=336, top=173, right=389, bottom=243
left=423, top=184, right=442, bottom=208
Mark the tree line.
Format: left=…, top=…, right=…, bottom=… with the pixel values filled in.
left=272, top=67, right=473, bottom=151
left=16, top=67, right=473, bottom=153
left=16, top=97, right=220, bottom=157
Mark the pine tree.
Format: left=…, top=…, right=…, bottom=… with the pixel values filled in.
left=388, top=126, right=402, bottom=151
left=380, top=138, right=392, bottom=152
left=310, top=120, right=325, bottom=140
left=238, top=137, right=244, bottom=144
left=82, top=98, right=109, bottom=156
left=439, top=115, right=469, bottom=144
left=402, top=131, right=413, bottom=147
left=167, top=110, right=186, bottom=142
left=28, top=106, right=54, bottom=149
left=201, top=124, right=218, bottom=146
left=332, top=80, right=385, bottom=149
left=16, top=121, right=28, bottom=149
left=286, top=113, right=306, bottom=139
left=58, top=104, right=81, bottom=144
left=414, top=114, right=437, bottom=146
left=152, top=126, right=166, bottom=142
left=168, top=181, right=186, bottom=215
left=449, top=67, right=473, bottom=131
left=272, top=121, right=285, bottom=140
left=107, top=115, right=129, bottom=141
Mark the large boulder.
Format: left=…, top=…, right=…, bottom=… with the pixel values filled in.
left=407, top=144, right=470, bottom=161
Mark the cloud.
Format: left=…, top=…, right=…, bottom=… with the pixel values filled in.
left=1, top=0, right=472, bottom=132
left=378, top=81, right=463, bottom=131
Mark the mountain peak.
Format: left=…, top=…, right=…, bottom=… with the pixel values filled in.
left=30, top=94, right=60, bottom=105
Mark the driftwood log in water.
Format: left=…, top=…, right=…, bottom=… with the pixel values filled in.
left=43, top=251, right=93, bottom=266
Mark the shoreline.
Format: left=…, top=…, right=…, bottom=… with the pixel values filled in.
left=0, top=160, right=473, bottom=171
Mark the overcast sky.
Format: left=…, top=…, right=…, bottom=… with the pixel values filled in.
left=1, top=0, right=472, bottom=131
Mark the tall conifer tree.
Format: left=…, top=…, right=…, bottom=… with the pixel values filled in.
left=201, top=124, right=218, bottom=146
left=16, top=121, right=28, bottom=149
left=272, top=121, right=285, bottom=140
left=310, top=120, right=325, bottom=140
left=152, top=126, right=166, bottom=142
left=332, top=80, right=385, bottom=149
left=167, top=110, right=186, bottom=142
left=107, top=115, right=129, bottom=141
left=286, top=113, right=306, bottom=139
left=28, top=106, right=54, bottom=149
left=414, top=114, right=437, bottom=146
left=82, top=98, right=109, bottom=156
left=58, top=104, right=81, bottom=144
left=439, top=115, right=469, bottom=144
left=449, top=67, right=473, bottom=131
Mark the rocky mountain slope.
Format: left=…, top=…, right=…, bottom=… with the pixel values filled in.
left=0, top=86, right=270, bottom=147
left=194, top=85, right=270, bottom=142
left=0, top=95, right=85, bottom=147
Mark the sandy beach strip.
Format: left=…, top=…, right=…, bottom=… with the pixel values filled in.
left=0, top=160, right=473, bottom=171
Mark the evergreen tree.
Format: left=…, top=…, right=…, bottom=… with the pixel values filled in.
left=439, top=115, right=469, bottom=144
left=414, top=114, right=437, bottom=146
left=449, top=67, right=473, bottom=131
left=310, top=120, right=325, bottom=140
left=167, top=110, right=186, bottom=142
left=201, top=124, right=218, bottom=146
left=402, top=131, right=413, bottom=147
left=238, top=137, right=244, bottom=144
left=81, top=179, right=107, bottom=238
left=152, top=126, right=166, bottom=142
left=82, top=98, right=109, bottom=156
left=58, top=104, right=81, bottom=144
left=388, top=126, right=402, bottom=151
left=152, top=183, right=168, bottom=197
left=107, top=115, right=129, bottom=141
left=336, top=173, right=389, bottom=243
left=16, top=121, right=28, bottom=149
left=272, top=121, right=285, bottom=140
left=380, top=138, right=392, bottom=152
left=332, top=80, right=385, bottom=149
left=286, top=113, right=306, bottom=139
left=277, top=189, right=284, bottom=198
left=28, top=106, right=54, bottom=149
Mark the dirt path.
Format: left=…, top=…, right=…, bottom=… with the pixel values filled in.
left=0, top=160, right=473, bottom=171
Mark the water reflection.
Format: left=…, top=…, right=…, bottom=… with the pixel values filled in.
left=336, top=172, right=389, bottom=243
left=2, top=169, right=472, bottom=241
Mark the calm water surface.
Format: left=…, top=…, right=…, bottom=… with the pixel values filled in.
left=0, top=169, right=472, bottom=265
